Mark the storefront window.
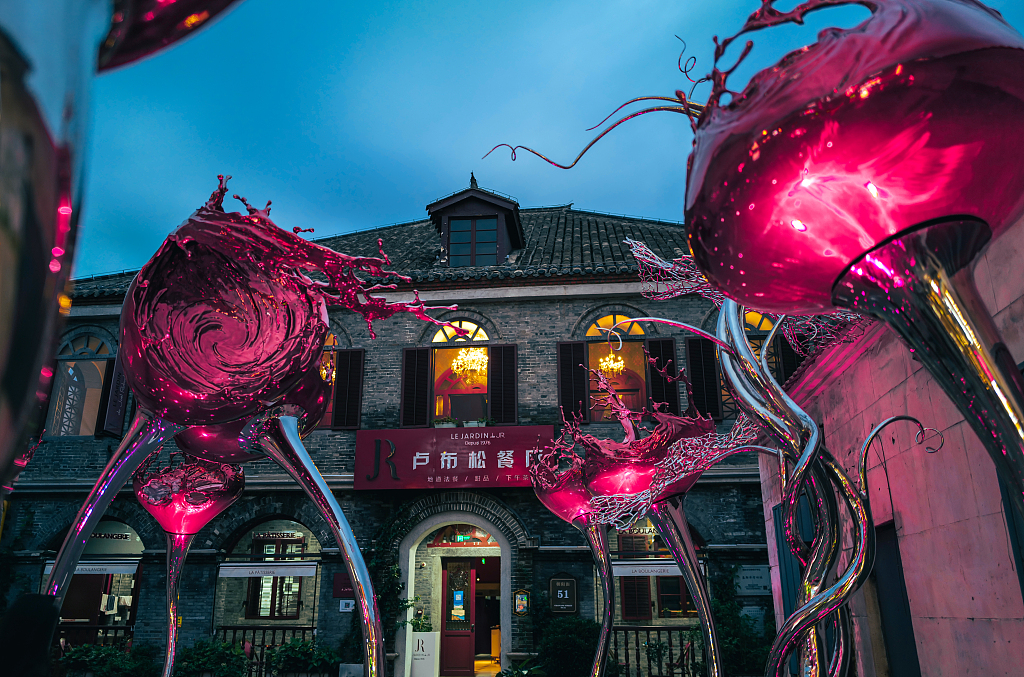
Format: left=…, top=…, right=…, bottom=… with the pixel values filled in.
left=428, top=525, right=497, bottom=548
left=246, top=535, right=306, bottom=620
left=46, top=334, right=113, bottom=437
left=317, top=333, right=338, bottom=428
left=587, top=341, right=648, bottom=421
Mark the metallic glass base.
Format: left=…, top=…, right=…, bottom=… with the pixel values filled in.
left=44, top=410, right=184, bottom=605
left=260, top=416, right=385, bottom=677
left=573, top=514, right=613, bottom=677
left=833, top=218, right=1024, bottom=520
left=648, top=498, right=721, bottom=677
left=163, top=532, right=195, bottom=677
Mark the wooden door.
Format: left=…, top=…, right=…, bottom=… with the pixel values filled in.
left=440, top=558, right=476, bottom=676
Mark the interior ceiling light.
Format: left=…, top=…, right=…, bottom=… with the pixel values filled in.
left=599, top=354, right=625, bottom=377
left=452, top=347, right=488, bottom=384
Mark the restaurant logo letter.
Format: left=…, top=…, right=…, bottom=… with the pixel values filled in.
left=367, top=439, right=399, bottom=481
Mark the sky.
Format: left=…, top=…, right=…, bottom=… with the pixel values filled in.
left=73, top=0, right=1024, bottom=277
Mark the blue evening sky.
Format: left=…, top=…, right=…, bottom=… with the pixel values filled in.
left=73, top=0, right=1024, bottom=277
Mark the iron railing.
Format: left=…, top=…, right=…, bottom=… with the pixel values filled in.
left=217, top=625, right=316, bottom=677
left=55, top=623, right=132, bottom=647
left=611, top=625, right=703, bottom=677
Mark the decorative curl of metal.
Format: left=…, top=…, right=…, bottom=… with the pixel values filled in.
left=625, top=239, right=869, bottom=358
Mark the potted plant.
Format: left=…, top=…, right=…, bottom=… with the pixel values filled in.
left=409, top=616, right=439, bottom=677
left=59, top=643, right=160, bottom=677
left=433, top=416, right=457, bottom=428
left=175, top=640, right=249, bottom=677
left=268, top=638, right=340, bottom=677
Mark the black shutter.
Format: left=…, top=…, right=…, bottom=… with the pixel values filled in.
left=332, top=349, right=365, bottom=429
left=620, top=577, right=652, bottom=621
left=100, top=352, right=128, bottom=437
left=401, top=348, right=431, bottom=427
left=488, top=345, right=517, bottom=425
left=685, top=337, right=722, bottom=419
left=774, top=335, right=804, bottom=385
left=646, top=338, right=680, bottom=415
left=557, top=342, right=589, bottom=422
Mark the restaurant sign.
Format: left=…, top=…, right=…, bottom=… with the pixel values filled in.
left=354, top=425, right=553, bottom=490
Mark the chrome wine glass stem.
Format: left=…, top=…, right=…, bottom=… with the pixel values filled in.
left=163, top=532, right=195, bottom=677
left=573, top=514, right=613, bottom=677
left=260, top=416, right=385, bottom=677
left=648, top=498, right=721, bottom=677
left=833, top=218, right=1024, bottom=520
left=44, top=410, right=184, bottom=605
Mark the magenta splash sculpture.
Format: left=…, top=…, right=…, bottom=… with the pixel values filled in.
left=684, top=0, right=1024, bottom=529
left=45, top=176, right=459, bottom=677
left=134, top=456, right=245, bottom=677
left=533, top=365, right=735, bottom=677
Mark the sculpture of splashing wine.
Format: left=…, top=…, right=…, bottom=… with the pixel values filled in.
left=684, top=0, right=1024, bottom=521
left=44, top=177, right=462, bottom=677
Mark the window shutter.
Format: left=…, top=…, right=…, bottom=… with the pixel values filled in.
left=332, top=350, right=365, bottom=429
left=401, top=348, right=431, bottom=427
left=685, top=338, right=722, bottom=419
left=776, top=336, right=804, bottom=385
left=620, top=576, right=652, bottom=621
left=557, top=342, right=589, bottom=422
left=488, top=345, right=517, bottom=425
left=100, top=352, right=128, bottom=437
left=645, top=338, right=680, bottom=415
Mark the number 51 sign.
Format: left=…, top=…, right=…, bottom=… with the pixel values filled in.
left=549, top=574, right=577, bottom=613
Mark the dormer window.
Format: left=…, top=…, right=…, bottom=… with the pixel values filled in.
left=427, top=175, right=525, bottom=270
left=450, top=217, right=498, bottom=267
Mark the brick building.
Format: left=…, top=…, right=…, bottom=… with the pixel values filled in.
left=0, top=179, right=779, bottom=675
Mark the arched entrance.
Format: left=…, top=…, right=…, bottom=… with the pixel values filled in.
left=397, top=512, right=513, bottom=677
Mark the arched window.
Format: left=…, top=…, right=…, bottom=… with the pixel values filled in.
left=432, top=320, right=489, bottom=343
left=46, top=334, right=115, bottom=437
left=585, top=314, right=645, bottom=338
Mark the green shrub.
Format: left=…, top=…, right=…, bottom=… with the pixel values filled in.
left=537, top=616, right=602, bottom=677
left=268, top=638, right=341, bottom=675
left=408, top=616, right=432, bottom=632
left=497, top=656, right=546, bottom=677
left=59, top=643, right=159, bottom=677
left=175, top=640, right=248, bottom=677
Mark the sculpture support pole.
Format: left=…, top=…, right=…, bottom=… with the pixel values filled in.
left=648, top=498, right=721, bottom=677
left=162, top=533, right=194, bottom=677
left=833, top=218, right=1024, bottom=521
left=260, top=416, right=385, bottom=677
left=573, top=514, right=613, bottom=677
left=44, top=410, right=184, bottom=605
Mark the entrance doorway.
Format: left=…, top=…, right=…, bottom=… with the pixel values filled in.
left=441, top=558, right=476, bottom=676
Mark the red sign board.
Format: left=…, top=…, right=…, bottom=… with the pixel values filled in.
left=354, top=425, right=553, bottom=490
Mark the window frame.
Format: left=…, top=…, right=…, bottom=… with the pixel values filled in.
left=245, top=536, right=306, bottom=621
left=656, top=575, right=695, bottom=618
left=315, top=346, right=365, bottom=431
left=45, top=335, right=118, bottom=439
left=447, top=215, right=500, bottom=267
left=619, top=576, right=653, bottom=621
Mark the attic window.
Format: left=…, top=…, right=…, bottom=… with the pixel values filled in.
left=449, top=217, right=497, bottom=267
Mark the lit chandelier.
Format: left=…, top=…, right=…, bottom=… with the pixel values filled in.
left=599, top=354, right=624, bottom=377
left=452, top=347, right=488, bottom=384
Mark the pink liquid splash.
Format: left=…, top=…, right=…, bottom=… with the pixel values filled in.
left=685, top=0, right=1024, bottom=314
left=121, top=175, right=461, bottom=426
left=531, top=359, right=714, bottom=526
left=133, top=454, right=245, bottom=536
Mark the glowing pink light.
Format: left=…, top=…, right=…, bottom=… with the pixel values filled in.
left=49, top=259, right=61, bottom=273
left=791, top=219, right=807, bottom=232
left=58, top=206, right=72, bottom=216
left=52, top=247, right=64, bottom=257
left=865, top=181, right=880, bottom=199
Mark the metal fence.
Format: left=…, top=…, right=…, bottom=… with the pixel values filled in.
left=611, top=625, right=703, bottom=677
left=55, top=623, right=132, bottom=647
left=217, top=625, right=316, bottom=677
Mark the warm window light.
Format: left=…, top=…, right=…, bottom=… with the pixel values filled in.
left=451, top=347, right=488, bottom=384
left=433, top=320, right=489, bottom=342
left=599, top=354, right=625, bottom=376
left=586, top=314, right=645, bottom=338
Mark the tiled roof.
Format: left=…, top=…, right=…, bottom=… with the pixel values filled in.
left=70, top=206, right=689, bottom=300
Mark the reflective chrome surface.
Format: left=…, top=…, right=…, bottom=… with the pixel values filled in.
left=162, top=532, right=195, bottom=677
left=0, top=0, right=111, bottom=497
left=260, top=416, right=385, bottom=677
left=573, top=514, right=614, bottom=677
left=44, top=409, right=184, bottom=604
left=833, top=218, right=1024, bottom=519
left=649, top=498, right=721, bottom=677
